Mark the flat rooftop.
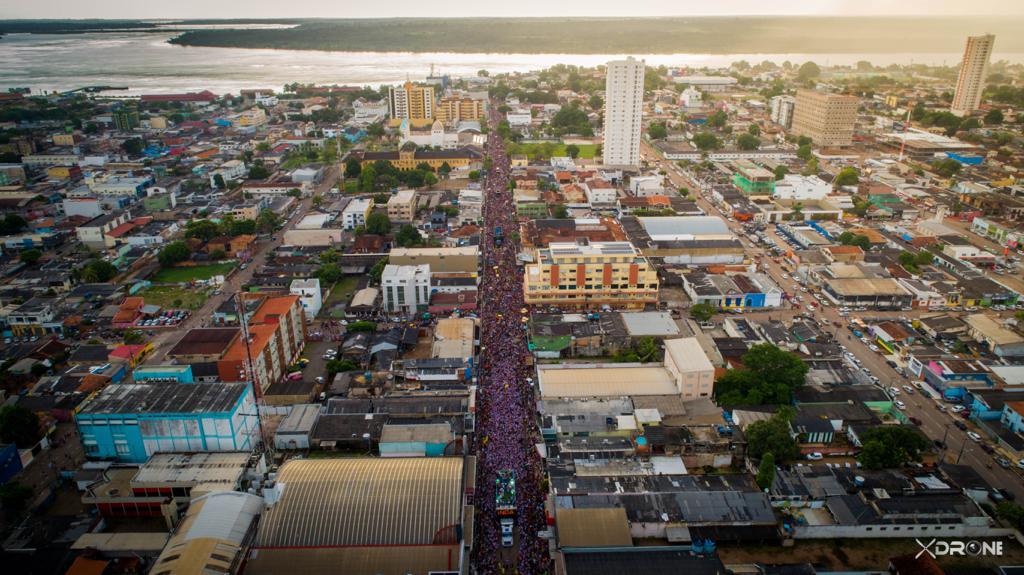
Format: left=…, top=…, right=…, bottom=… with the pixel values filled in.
left=167, top=327, right=240, bottom=357
left=79, top=383, right=247, bottom=415
left=132, top=451, right=250, bottom=486
left=538, top=364, right=678, bottom=398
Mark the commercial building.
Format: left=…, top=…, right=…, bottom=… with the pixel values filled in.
left=386, top=189, right=418, bottom=221
left=773, top=174, right=831, bottom=201
left=964, top=314, right=1024, bottom=358
left=388, top=81, right=435, bottom=122
left=341, top=198, right=373, bottom=230
left=524, top=240, right=659, bottom=310
left=792, top=90, right=859, bottom=147
left=732, top=160, right=776, bottom=195
left=390, top=245, right=479, bottom=275
left=436, top=96, right=484, bottom=125
left=235, top=107, right=268, bottom=128
left=604, top=57, right=645, bottom=168
left=951, top=34, right=996, bottom=116
left=382, top=264, right=431, bottom=315
left=770, top=95, right=796, bottom=129
left=536, top=337, right=713, bottom=399
left=151, top=491, right=263, bottom=575
left=621, top=216, right=745, bottom=265
left=75, top=383, right=258, bottom=463
left=247, top=457, right=469, bottom=575
left=671, top=75, right=738, bottom=92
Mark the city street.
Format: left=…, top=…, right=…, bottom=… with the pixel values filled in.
left=146, top=165, right=338, bottom=363
left=641, top=142, right=1024, bottom=500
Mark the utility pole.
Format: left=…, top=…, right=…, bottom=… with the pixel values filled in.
left=235, top=291, right=271, bottom=459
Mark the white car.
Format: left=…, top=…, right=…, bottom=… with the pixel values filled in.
left=895, top=400, right=907, bottom=410
left=781, top=274, right=789, bottom=280
left=967, top=431, right=982, bottom=443
left=902, top=385, right=914, bottom=394
left=806, top=452, right=824, bottom=461
left=869, top=344, right=880, bottom=353
left=951, top=405, right=966, bottom=413
left=889, top=387, right=901, bottom=396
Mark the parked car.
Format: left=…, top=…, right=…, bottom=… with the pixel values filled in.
left=951, top=405, right=966, bottom=413
left=894, top=400, right=907, bottom=410
left=967, top=431, right=983, bottom=443
left=995, top=457, right=1012, bottom=469
left=806, top=452, right=824, bottom=461
left=902, top=385, right=915, bottom=394
left=909, top=417, right=922, bottom=425
left=954, top=420, right=968, bottom=431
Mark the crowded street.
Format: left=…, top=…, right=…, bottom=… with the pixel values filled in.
left=472, top=106, right=550, bottom=574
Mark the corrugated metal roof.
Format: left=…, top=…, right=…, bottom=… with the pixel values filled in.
left=256, top=458, right=463, bottom=547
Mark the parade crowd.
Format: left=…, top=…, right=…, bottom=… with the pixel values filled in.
left=472, top=109, right=550, bottom=574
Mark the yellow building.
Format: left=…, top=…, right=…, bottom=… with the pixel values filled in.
left=524, top=241, right=659, bottom=310
left=389, top=81, right=435, bottom=123
left=47, top=165, right=78, bottom=179
left=236, top=107, right=268, bottom=128
left=359, top=143, right=482, bottom=171
left=52, top=133, right=78, bottom=147
left=436, top=96, right=484, bottom=125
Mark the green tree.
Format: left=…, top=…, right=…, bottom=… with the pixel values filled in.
left=80, top=259, right=118, bottom=282
left=438, top=162, right=452, bottom=178
left=589, top=94, right=603, bottom=110
left=317, top=263, right=344, bottom=284
left=857, top=426, right=929, bottom=469
left=648, top=123, right=668, bottom=140
left=122, top=137, right=144, bottom=156
left=0, top=405, right=41, bottom=448
left=369, top=256, right=389, bottom=284
left=565, top=144, right=581, bottom=158
left=834, top=167, right=859, bottom=188
left=996, top=502, right=1024, bottom=530
left=19, top=249, right=42, bottom=265
left=247, top=160, right=270, bottom=180
left=212, top=173, right=226, bottom=189
left=796, top=144, right=813, bottom=161
left=365, top=212, right=392, bottom=235
left=345, top=157, right=362, bottom=179
left=745, top=408, right=800, bottom=462
left=468, top=170, right=481, bottom=182
left=838, top=232, right=872, bottom=251
left=0, top=482, right=33, bottom=517
left=326, top=359, right=359, bottom=381
left=756, top=452, right=776, bottom=490
left=707, top=110, right=728, bottom=129
left=312, top=194, right=323, bottom=208
left=209, top=248, right=226, bottom=260
left=0, top=213, right=27, bottom=235
left=984, top=109, right=1004, bottom=125
left=123, top=330, right=145, bottom=345
left=396, top=224, right=422, bottom=247
left=551, top=204, right=569, bottom=219
left=347, top=320, right=377, bottom=333
left=692, top=132, right=722, bottom=152
left=930, top=158, right=962, bottom=178
left=715, top=344, right=809, bottom=406
left=257, top=209, right=282, bottom=233
left=689, top=302, right=716, bottom=322
left=736, top=133, right=760, bottom=150
left=797, top=61, right=821, bottom=82
left=158, top=241, right=190, bottom=267
left=748, top=124, right=761, bottom=136
left=185, top=219, right=221, bottom=242
left=773, top=165, right=789, bottom=181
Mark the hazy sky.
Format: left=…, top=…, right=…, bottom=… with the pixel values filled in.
left=2, top=0, right=1024, bottom=19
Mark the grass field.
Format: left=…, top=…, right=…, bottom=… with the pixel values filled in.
left=152, top=262, right=236, bottom=283
left=507, top=142, right=599, bottom=160
left=324, top=276, right=360, bottom=308
left=140, top=286, right=209, bottom=310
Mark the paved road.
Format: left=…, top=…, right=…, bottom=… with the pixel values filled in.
left=147, top=165, right=338, bottom=363
left=641, top=143, right=1024, bottom=499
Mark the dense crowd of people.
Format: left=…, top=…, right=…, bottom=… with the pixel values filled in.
left=472, top=109, right=550, bottom=574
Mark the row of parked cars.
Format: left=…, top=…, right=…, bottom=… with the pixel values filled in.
left=137, top=310, right=190, bottom=327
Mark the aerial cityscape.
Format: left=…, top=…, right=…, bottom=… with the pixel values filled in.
left=3, top=3, right=1024, bottom=575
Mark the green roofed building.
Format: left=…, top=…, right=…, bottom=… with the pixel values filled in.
left=732, top=160, right=775, bottom=195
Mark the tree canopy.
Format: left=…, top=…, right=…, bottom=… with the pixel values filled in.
left=857, top=426, right=929, bottom=469
left=714, top=343, right=809, bottom=407
left=365, top=212, right=392, bottom=235
left=745, top=408, right=800, bottom=462
left=158, top=241, right=191, bottom=267
left=838, top=231, right=872, bottom=251
left=0, top=405, right=41, bottom=448
left=834, top=167, right=859, bottom=188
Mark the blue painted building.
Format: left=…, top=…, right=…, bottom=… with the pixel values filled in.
left=133, top=364, right=195, bottom=384
left=76, top=383, right=257, bottom=463
left=0, top=443, right=23, bottom=484
left=1002, top=401, right=1024, bottom=434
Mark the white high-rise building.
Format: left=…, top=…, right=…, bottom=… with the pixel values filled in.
left=603, top=57, right=645, bottom=168
left=951, top=34, right=995, bottom=117
left=770, top=95, right=796, bottom=130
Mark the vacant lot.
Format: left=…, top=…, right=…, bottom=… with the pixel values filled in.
left=140, top=286, right=208, bottom=310
left=152, top=262, right=235, bottom=283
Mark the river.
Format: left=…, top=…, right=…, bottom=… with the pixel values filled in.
left=2, top=31, right=1023, bottom=96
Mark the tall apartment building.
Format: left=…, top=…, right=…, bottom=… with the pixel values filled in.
left=436, top=96, right=484, bottom=125
left=791, top=90, right=859, bottom=148
left=523, top=240, right=659, bottom=310
left=389, top=81, right=435, bottom=121
left=951, top=34, right=996, bottom=117
left=770, top=95, right=796, bottom=129
left=603, top=57, right=645, bottom=168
